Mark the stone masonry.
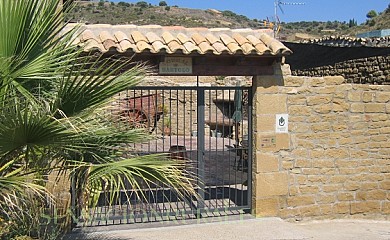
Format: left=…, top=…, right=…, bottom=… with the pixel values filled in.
left=252, top=66, right=390, bottom=221
left=293, top=55, right=390, bottom=85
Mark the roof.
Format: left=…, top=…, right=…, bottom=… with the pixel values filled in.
left=65, top=24, right=292, bottom=56
left=300, top=35, right=390, bottom=48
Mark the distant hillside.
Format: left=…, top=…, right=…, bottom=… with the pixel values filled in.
left=66, top=1, right=390, bottom=39
left=281, top=5, right=390, bottom=40
left=66, top=1, right=263, bottom=29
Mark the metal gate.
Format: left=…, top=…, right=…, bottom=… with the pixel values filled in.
left=77, top=86, right=252, bottom=226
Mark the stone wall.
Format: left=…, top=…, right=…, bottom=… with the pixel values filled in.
left=292, top=55, right=390, bottom=85
left=252, top=70, right=390, bottom=221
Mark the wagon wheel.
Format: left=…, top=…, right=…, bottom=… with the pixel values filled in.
left=126, top=109, right=149, bottom=129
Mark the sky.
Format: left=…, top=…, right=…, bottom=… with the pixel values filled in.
left=114, top=0, right=389, bottom=24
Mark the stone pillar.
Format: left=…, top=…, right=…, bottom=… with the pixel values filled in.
left=251, top=64, right=289, bottom=217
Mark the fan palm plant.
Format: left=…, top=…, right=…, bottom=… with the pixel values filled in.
left=0, top=0, right=197, bottom=238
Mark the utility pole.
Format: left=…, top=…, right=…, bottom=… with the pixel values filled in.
left=273, top=0, right=305, bottom=38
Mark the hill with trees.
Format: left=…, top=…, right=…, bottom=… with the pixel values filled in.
left=66, top=1, right=390, bottom=39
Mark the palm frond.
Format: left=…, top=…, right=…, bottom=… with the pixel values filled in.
left=50, top=56, right=148, bottom=118
left=75, top=154, right=198, bottom=210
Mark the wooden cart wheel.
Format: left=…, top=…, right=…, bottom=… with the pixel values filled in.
left=127, top=109, right=148, bottom=129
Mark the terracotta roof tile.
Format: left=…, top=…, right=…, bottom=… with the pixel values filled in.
left=247, top=35, right=271, bottom=54
left=84, top=39, right=105, bottom=52
left=198, top=42, right=214, bottom=53
left=212, top=41, right=229, bottom=54
left=118, top=40, right=135, bottom=53
left=232, top=33, right=250, bottom=46
left=131, top=31, right=148, bottom=43
left=205, top=33, right=221, bottom=45
left=183, top=41, right=201, bottom=53
left=135, top=41, right=153, bottom=53
left=177, top=33, right=193, bottom=44
left=161, top=31, right=176, bottom=44
left=145, top=32, right=163, bottom=43
left=151, top=40, right=168, bottom=53
left=240, top=42, right=256, bottom=54
left=167, top=40, right=185, bottom=53
left=80, top=30, right=96, bottom=42
left=191, top=33, right=207, bottom=45
left=114, top=31, right=133, bottom=43
left=65, top=24, right=291, bottom=56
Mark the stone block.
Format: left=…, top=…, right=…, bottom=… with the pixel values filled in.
left=332, top=124, right=348, bottom=131
left=284, top=76, right=304, bottom=87
left=308, top=77, right=325, bottom=87
left=366, top=190, right=387, bottom=200
left=276, top=133, right=290, bottom=150
left=350, top=103, right=365, bottom=113
left=289, top=186, right=299, bottom=196
left=302, top=168, right=321, bottom=175
left=254, top=197, right=279, bottom=217
left=307, top=95, right=332, bottom=106
left=287, top=195, right=315, bottom=207
left=282, top=160, right=294, bottom=170
left=360, top=182, right=378, bottom=190
left=332, top=98, right=349, bottom=112
left=337, top=192, right=355, bottom=201
left=294, top=159, right=311, bottom=168
left=290, top=122, right=311, bottom=133
left=365, top=103, right=386, bottom=113
left=316, top=194, right=336, bottom=204
left=256, top=115, right=275, bottom=132
left=311, top=123, right=331, bottom=133
left=299, top=185, right=320, bottom=194
left=380, top=127, right=390, bottom=134
left=254, top=75, right=283, bottom=88
left=379, top=181, right=390, bottom=190
left=312, top=159, right=335, bottom=168
left=307, top=175, right=327, bottom=184
left=333, top=202, right=350, bottom=214
left=322, top=184, right=342, bottom=193
left=312, top=86, right=336, bottom=94
left=313, top=104, right=332, bottom=113
left=256, top=94, right=287, bottom=114
left=256, top=86, right=279, bottom=94
left=293, top=175, right=307, bottom=184
left=279, top=207, right=300, bottom=219
left=289, top=106, right=311, bottom=116
left=320, top=204, right=333, bottom=215
left=300, top=205, right=321, bottom=217
left=347, top=91, right=362, bottom=102
left=256, top=133, right=290, bottom=152
left=329, top=175, right=349, bottom=183
left=362, top=92, right=375, bottom=102
left=344, top=182, right=360, bottom=191
left=351, top=201, right=381, bottom=214
left=255, top=172, right=289, bottom=197
left=324, top=76, right=345, bottom=85
left=383, top=202, right=390, bottom=214
left=325, top=149, right=349, bottom=159
left=256, top=152, right=279, bottom=173
left=376, top=92, right=390, bottom=103
left=288, top=95, right=306, bottom=105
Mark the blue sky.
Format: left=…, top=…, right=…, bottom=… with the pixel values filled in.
left=114, top=0, right=389, bottom=24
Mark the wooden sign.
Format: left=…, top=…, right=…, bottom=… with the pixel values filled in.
left=159, top=57, right=192, bottom=75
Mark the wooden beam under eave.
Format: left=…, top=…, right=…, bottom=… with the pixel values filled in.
left=190, top=65, right=274, bottom=76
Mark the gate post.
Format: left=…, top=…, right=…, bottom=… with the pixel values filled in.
left=251, top=63, right=290, bottom=217
left=197, top=87, right=205, bottom=216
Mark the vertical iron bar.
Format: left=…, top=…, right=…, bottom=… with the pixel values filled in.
left=197, top=87, right=205, bottom=217
left=247, top=88, right=253, bottom=210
